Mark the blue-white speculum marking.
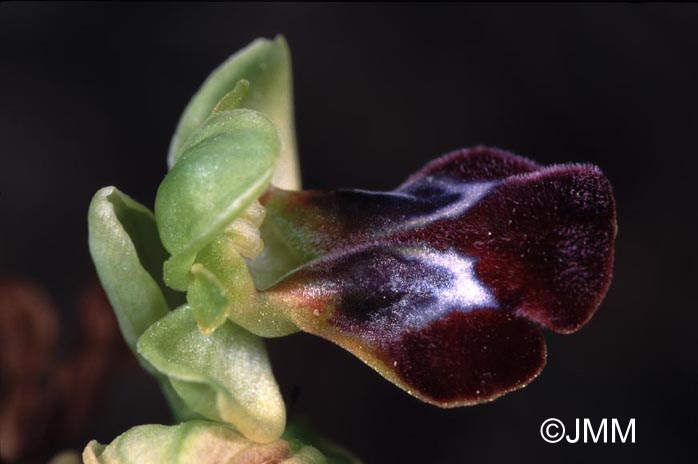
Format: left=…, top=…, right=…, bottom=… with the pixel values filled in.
left=329, top=245, right=498, bottom=343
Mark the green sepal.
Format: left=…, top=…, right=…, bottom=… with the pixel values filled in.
left=156, top=108, right=280, bottom=290
left=88, top=187, right=199, bottom=420
left=88, top=187, right=173, bottom=361
left=168, top=36, right=300, bottom=190
left=136, top=305, right=286, bottom=443
left=83, top=420, right=327, bottom=464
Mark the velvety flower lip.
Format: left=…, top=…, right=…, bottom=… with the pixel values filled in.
left=260, top=146, right=616, bottom=406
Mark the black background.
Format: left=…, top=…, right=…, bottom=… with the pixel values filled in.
left=1, top=3, right=697, bottom=463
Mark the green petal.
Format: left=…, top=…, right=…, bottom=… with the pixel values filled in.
left=190, top=234, right=298, bottom=337
left=168, top=36, right=300, bottom=190
left=156, top=108, right=280, bottom=290
left=188, top=262, right=231, bottom=335
left=137, top=306, right=286, bottom=443
left=210, top=79, right=250, bottom=115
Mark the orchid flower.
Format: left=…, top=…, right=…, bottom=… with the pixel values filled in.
left=87, top=36, right=615, bottom=462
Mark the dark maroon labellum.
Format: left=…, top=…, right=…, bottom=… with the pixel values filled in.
left=262, top=146, right=616, bottom=406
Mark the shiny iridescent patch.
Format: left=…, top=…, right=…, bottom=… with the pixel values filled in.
left=261, top=146, right=616, bottom=406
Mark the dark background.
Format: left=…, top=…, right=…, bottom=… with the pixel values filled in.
left=1, top=3, right=697, bottom=463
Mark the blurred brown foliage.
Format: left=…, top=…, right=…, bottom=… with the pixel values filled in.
left=0, top=276, right=128, bottom=463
